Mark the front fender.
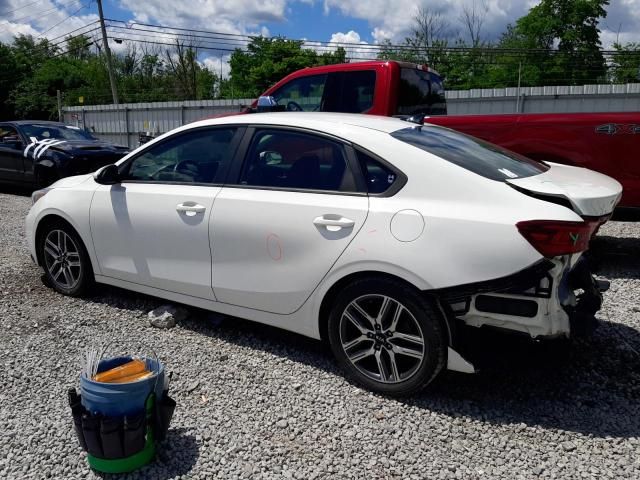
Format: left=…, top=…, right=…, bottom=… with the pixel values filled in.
left=26, top=185, right=100, bottom=275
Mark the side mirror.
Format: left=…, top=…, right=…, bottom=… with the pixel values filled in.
left=256, top=96, right=285, bottom=113
left=259, top=150, right=283, bottom=165
left=94, top=164, right=121, bottom=185
left=2, top=135, right=23, bottom=150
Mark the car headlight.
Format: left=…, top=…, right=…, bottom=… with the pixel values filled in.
left=31, top=188, right=51, bottom=205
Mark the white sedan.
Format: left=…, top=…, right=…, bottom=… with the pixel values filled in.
left=26, top=113, right=622, bottom=396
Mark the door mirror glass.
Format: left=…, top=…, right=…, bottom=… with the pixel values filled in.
left=94, top=164, right=121, bottom=185
left=259, top=150, right=283, bottom=165
left=256, top=96, right=285, bottom=113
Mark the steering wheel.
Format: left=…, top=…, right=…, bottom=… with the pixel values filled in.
left=174, top=159, right=200, bottom=176
left=286, top=101, right=303, bottom=112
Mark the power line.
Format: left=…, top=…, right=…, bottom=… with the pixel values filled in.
left=36, top=1, right=92, bottom=39
left=0, top=0, right=83, bottom=30
left=47, top=19, right=99, bottom=43
left=104, top=18, right=640, bottom=57
left=0, top=0, right=48, bottom=17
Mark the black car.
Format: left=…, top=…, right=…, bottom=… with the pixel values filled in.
left=0, top=121, right=129, bottom=188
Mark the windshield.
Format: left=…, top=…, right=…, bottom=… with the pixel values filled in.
left=391, top=126, right=549, bottom=181
left=21, top=124, right=96, bottom=142
left=397, top=68, right=447, bottom=116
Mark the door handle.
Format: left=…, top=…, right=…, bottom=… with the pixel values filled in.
left=176, top=202, right=206, bottom=216
left=313, top=215, right=356, bottom=229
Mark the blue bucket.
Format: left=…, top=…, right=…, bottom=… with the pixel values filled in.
left=80, top=356, right=165, bottom=417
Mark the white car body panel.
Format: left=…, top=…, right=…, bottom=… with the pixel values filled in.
left=211, top=188, right=368, bottom=314
left=25, top=174, right=99, bottom=272
left=25, top=113, right=623, bottom=369
left=90, top=183, right=219, bottom=300
left=507, top=162, right=622, bottom=217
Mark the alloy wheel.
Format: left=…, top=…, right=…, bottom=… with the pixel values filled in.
left=43, top=229, right=82, bottom=290
left=339, top=294, right=426, bottom=384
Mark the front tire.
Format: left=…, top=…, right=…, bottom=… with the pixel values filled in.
left=327, top=277, right=447, bottom=396
left=37, top=221, right=93, bottom=296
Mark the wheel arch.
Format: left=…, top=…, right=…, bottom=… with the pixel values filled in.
left=34, top=214, right=90, bottom=269
left=317, top=270, right=453, bottom=346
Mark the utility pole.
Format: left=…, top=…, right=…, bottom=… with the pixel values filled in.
left=516, top=62, right=522, bottom=113
left=56, top=90, right=62, bottom=122
left=96, top=0, right=119, bottom=104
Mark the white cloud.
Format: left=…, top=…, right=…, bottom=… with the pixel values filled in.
left=322, top=0, right=533, bottom=44
left=117, top=0, right=287, bottom=35
left=0, top=0, right=99, bottom=44
left=0, top=21, right=39, bottom=42
left=599, top=0, right=640, bottom=47
left=328, top=30, right=376, bottom=60
left=202, top=53, right=231, bottom=79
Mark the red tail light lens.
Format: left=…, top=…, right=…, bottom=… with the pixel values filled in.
left=516, top=220, right=599, bottom=258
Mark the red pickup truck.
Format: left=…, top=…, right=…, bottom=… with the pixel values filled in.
left=247, top=60, right=639, bottom=208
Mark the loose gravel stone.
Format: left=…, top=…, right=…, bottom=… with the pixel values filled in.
left=148, top=304, right=189, bottom=328
left=1, top=191, right=639, bottom=480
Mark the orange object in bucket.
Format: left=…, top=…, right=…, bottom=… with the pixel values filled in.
left=104, top=370, right=154, bottom=384
left=94, top=359, right=148, bottom=383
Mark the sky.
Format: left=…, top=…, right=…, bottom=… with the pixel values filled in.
left=1, top=0, right=639, bottom=75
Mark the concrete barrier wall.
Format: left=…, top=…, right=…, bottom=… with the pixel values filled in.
left=63, top=83, right=640, bottom=147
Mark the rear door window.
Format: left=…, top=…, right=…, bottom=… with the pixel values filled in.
left=391, top=126, right=549, bottom=181
left=239, top=129, right=351, bottom=191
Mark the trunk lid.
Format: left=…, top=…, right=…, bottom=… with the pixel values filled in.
left=507, top=162, right=622, bottom=217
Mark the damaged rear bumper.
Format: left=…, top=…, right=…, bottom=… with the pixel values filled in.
left=435, top=255, right=607, bottom=339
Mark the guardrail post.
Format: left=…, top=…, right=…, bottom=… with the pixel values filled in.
left=124, top=107, right=130, bottom=149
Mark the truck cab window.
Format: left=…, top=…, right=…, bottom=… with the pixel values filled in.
left=322, top=71, right=376, bottom=113
left=397, top=68, right=447, bottom=116
left=272, top=74, right=327, bottom=112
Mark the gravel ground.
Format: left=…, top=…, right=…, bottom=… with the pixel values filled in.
left=0, top=191, right=639, bottom=480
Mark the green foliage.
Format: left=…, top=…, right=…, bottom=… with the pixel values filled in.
left=1, top=33, right=220, bottom=119
left=513, top=0, right=610, bottom=85
left=0, top=0, right=630, bottom=119
left=227, top=37, right=347, bottom=98
left=610, top=43, right=640, bottom=83
left=379, top=0, right=613, bottom=89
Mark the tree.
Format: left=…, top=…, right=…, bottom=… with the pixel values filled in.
left=514, top=0, right=610, bottom=85
left=66, top=34, right=93, bottom=60
left=610, top=42, right=640, bottom=83
left=0, top=42, right=19, bottom=119
left=227, top=37, right=346, bottom=98
left=459, top=0, right=488, bottom=48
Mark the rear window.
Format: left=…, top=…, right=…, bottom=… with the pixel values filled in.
left=390, top=126, right=549, bottom=181
left=397, top=68, right=447, bottom=116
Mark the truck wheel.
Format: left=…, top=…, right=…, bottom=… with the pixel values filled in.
left=37, top=221, right=93, bottom=296
left=327, top=277, right=447, bottom=396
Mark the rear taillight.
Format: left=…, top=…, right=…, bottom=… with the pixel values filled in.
left=516, top=220, right=599, bottom=258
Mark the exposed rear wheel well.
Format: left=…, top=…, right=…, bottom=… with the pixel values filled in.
left=318, top=271, right=450, bottom=344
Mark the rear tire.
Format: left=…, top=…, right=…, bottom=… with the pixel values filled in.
left=37, top=220, right=93, bottom=296
left=327, top=277, right=447, bottom=396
